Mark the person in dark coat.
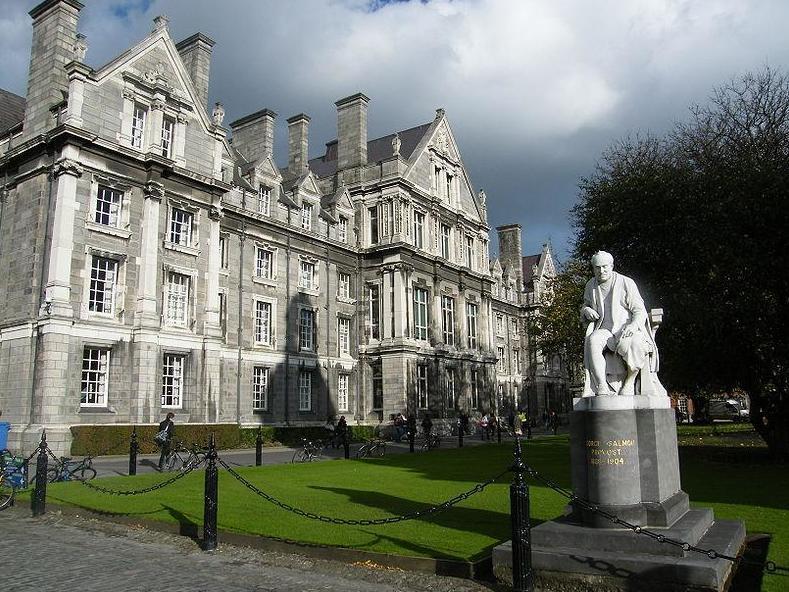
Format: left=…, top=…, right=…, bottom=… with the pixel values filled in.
left=157, top=412, right=175, bottom=470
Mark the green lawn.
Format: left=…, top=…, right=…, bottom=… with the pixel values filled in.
left=30, top=436, right=788, bottom=591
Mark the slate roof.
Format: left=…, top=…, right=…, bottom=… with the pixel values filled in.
left=0, top=88, right=25, bottom=136
left=308, top=122, right=432, bottom=178
left=522, top=254, right=541, bottom=290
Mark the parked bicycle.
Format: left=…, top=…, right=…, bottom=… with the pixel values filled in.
left=47, top=455, right=96, bottom=482
left=165, top=441, right=207, bottom=472
left=421, top=432, right=441, bottom=451
left=1, top=449, right=29, bottom=511
left=355, top=438, right=387, bottom=459
left=292, top=438, right=324, bottom=463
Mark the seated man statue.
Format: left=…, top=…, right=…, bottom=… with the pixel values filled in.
left=581, top=251, right=663, bottom=397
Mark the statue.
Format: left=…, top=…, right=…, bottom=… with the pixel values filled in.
left=581, top=251, right=665, bottom=397
left=212, top=102, right=225, bottom=126
left=392, top=133, right=401, bottom=157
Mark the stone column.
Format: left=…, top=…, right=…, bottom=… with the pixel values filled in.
left=64, top=63, right=91, bottom=127
left=392, top=264, right=405, bottom=338
left=42, top=147, right=82, bottom=318
left=147, top=95, right=165, bottom=154
left=381, top=266, right=393, bottom=341
left=174, top=113, right=188, bottom=166
left=203, top=202, right=222, bottom=335
left=136, top=181, right=163, bottom=327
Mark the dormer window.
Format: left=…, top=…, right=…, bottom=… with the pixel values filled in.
left=466, top=236, right=475, bottom=269
left=445, top=174, right=453, bottom=203
left=161, top=116, right=174, bottom=158
left=258, top=186, right=271, bottom=216
left=440, top=224, right=451, bottom=259
left=338, top=216, right=348, bottom=243
left=301, top=202, right=313, bottom=231
left=131, top=105, right=147, bottom=149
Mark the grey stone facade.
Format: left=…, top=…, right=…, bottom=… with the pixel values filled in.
left=0, top=0, right=564, bottom=455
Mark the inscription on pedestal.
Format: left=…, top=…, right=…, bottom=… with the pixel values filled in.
left=586, top=438, right=635, bottom=466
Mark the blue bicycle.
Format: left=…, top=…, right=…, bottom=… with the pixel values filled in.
left=0, top=449, right=29, bottom=511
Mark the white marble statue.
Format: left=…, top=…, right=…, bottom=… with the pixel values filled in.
left=581, top=251, right=665, bottom=397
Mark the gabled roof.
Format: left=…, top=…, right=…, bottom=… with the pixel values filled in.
left=308, top=122, right=432, bottom=178
left=0, top=88, right=25, bottom=136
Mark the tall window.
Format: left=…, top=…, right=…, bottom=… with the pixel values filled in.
left=338, top=272, right=351, bottom=299
left=254, top=300, right=272, bottom=345
left=166, top=272, right=189, bottom=327
left=338, top=216, right=348, bottom=243
left=169, top=208, right=193, bottom=246
left=496, top=314, right=504, bottom=336
left=497, top=346, right=506, bottom=372
left=256, top=247, right=274, bottom=279
left=445, top=174, right=453, bottom=203
left=413, top=211, right=424, bottom=249
left=466, top=303, right=478, bottom=349
left=218, top=291, right=226, bottom=335
left=219, top=236, right=228, bottom=269
left=368, top=206, right=379, bottom=244
left=513, top=348, right=520, bottom=373
left=131, top=105, right=146, bottom=149
left=413, top=287, right=429, bottom=340
left=301, top=202, right=313, bottom=230
left=337, top=374, right=349, bottom=412
left=89, top=256, right=117, bottom=314
left=466, top=236, right=475, bottom=269
left=299, top=260, right=316, bottom=290
left=161, top=116, right=174, bottom=158
left=253, top=366, right=269, bottom=411
left=417, top=365, right=428, bottom=409
left=446, top=370, right=456, bottom=409
left=434, top=166, right=441, bottom=195
left=470, top=370, right=479, bottom=409
left=94, top=186, right=123, bottom=227
left=372, top=365, right=383, bottom=409
left=299, top=308, right=315, bottom=351
left=81, top=347, right=109, bottom=407
left=338, top=317, right=350, bottom=355
left=162, top=354, right=185, bottom=408
left=369, top=285, right=380, bottom=339
left=258, top=186, right=271, bottom=216
left=298, top=371, right=312, bottom=411
left=440, top=224, right=451, bottom=259
left=441, top=295, right=455, bottom=346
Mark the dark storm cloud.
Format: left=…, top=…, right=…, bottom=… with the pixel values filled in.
left=3, top=0, right=788, bottom=262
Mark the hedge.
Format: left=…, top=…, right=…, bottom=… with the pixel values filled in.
left=70, top=423, right=381, bottom=456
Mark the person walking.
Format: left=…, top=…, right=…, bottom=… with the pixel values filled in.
left=156, top=412, right=175, bottom=470
left=479, top=412, right=489, bottom=440
left=549, top=410, right=559, bottom=435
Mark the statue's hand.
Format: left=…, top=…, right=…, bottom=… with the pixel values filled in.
left=582, top=306, right=599, bottom=321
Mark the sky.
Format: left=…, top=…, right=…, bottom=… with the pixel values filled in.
left=2, top=0, right=788, bottom=262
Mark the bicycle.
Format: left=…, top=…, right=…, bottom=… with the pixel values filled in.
left=165, top=442, right=206, bottom=472
left=1, top=449, right=29, bottom=511
left=292, top=438, right=324, bottom=463
left=421, top=432, right=441, bottom=451
left=47, top=455, right=96, bottom=482
left=355, top=438, right=386, bottom=459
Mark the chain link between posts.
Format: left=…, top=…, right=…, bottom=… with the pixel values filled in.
left=78, top=457, right=206, bottom=496
left=522, top=460, right=787, bottom=576
left=217, top=456, right=508, bottom=526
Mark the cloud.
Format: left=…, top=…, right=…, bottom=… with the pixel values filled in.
left=2, top=0, right=788, bottom=260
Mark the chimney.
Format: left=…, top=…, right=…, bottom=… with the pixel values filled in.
left=24, top=0, right=84, bottom=137
left=287, top=114, right=310, bottom=175
left=496, top=224, right=524, bottom=294
left=176, top=32, right=215, bottom=110
left=229, top=109, right=277, bottom=164
left=335, top=93, right=369, bottom=171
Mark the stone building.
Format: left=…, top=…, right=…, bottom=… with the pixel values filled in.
left=0, top=0, right=564, bottom=454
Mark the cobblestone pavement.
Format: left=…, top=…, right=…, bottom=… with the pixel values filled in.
left=1, top=506, right=502, bottom=592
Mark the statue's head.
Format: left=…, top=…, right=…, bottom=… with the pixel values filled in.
left=591, top=251, right=614, bottom=283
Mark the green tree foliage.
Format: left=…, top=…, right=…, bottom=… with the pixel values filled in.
left=572, top=67, right=789, bottom=459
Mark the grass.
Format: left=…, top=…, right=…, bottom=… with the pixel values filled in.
left=23, top=432, right=789, bottom=591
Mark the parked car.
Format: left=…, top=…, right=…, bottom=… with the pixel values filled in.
left=707, top=399, right=749, bottom=422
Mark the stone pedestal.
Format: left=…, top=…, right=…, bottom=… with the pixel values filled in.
left=493, top=395, right=746, bottom=592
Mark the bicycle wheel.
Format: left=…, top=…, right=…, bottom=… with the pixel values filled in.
left=184, top=452, right=206, bottom=471
left=375, top=443, right=386, bottom=457
left=76, top=467, right=97, bottom=481
left=166, top=452, right=180, bottom=472
left=0, top=474, right=15, bottom=511
left=355, top=444, right=369, bottom=459
left=46, top=466, right=60, bottom=482
left=292, top=449, right=309, bottom=463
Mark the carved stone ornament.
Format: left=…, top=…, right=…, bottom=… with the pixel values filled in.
left=212, top=102, right=225, bottom=126
left=143, top=180, right=165, bottom=201
left=144, top=63, right=169, bottom=87
left=392, top=133, right=401, bottom=157
left=153, top=15, right=169, bottom=32
left=73, top=33, right=88, bottom=62
left=478, top=189, right=487, bottom=206
left=150, top=97, right=166, bottom=112
left=176, top=113, right=189, bottom=125
left=52, top=158, right=83, bottom=178
left=435, top=128, right=449, bottom=154
left=209, top=204, right=223, bottom=221
left=122, top=88, right=135, bottom=101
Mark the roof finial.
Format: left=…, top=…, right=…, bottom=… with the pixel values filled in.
left=153, top=15, right=169, bottom=32
left=435, top=107, right=445, bottom=119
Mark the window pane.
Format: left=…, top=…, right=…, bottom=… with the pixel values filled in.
left=94, top=186, right=122, bottom=227
left=81, top=347, right=109, bottom=406
left=169, top=208, right=192, bottom=246
left=253, top=367, right=269, bottom=410
left=89, top=256, right=117, bottom=314
left=255, top=300, right=271, bottom=345
left=161, top=354, right=184, bottom=408
left=299, top=371, right=312, bottom=410
left=338, top=374, right=349, bottom=412
left=166, top=273, right=189, bottom=326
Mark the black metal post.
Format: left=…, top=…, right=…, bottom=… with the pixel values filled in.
left=255, top=427, right=263, bottom=466
left=510, top=437, right=534, bottom=592
left=344, top=425, right=351, bottom=459
left=408, top=428, right=415, bottom=453
left=497, top=420, right=502, bottom=444
left=203, top=433, right=219, bottom=551
left=32, top=431, right=48, bottom=517
left=129, top=427, right=138, bottom=476
left=458, top=422, right=464, bottom=448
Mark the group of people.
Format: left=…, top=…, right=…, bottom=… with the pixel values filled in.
left=323, top=415, right=350, bottom=448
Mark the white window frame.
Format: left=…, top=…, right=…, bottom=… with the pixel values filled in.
left=471, top=369, right=480, bottom=409
left=301, top=202, right=313, bottom=231
left=466, top=236, right=475, bottom=269
left=253, top=366, right=269, bottom=411
left=161, top=353, right=185, bottom=409
left=413, top=211, right=424, bottom=249
left=497, top=346, right=506, bottom=372
left=169, top=207, right=193, bottom=247
left=258, top=186, right=271, bottom=216
left=369, top=205, right=379, bottom=244
left=219, top=235, right=228, bottom=270
left=256, top=246, right=275, bottom=280
left=338, top=216, right=348, bottom=242
left=338, top=317, right=351, bottom=356
left=254, top=299, right=273, bottom=346
left=440, top=224, right=451, bottom=259
left=298, top=371, right=312, bottom=411
left=165, top=272, right=190, bottom=328
left=88, top=255, right=118, bottom=315
left=299, top=260, right=316, bottom=290
left=338, top=272, right=351, bottom=299
left=446, top=370, right=456, bottom=409
left=369, top=284, right=380, bottom=340
left=441, top=295, right=455, bottom=346
left=496, top=314, right=504, bottom=336
left=131, top=104, right=146, bottom=149
left=299, top=308, right=315, bottom=351
left=413, top=287, right=429, bottom=341
left=94, top=185, right=123, bottom=228
left=81, top=347, right=109, bottom=407
left=467, top=302, right=478, bottom=349
left=161, top=115, right=175, bottom=158
left=337, top=374, right=349, bottom=412
left=417, top=365, right=428, bottom=409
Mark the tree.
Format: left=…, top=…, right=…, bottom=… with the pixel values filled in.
left=572, top=67, right=789, bottom=459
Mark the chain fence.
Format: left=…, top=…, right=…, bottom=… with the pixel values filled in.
left=218, top=456, right=508, bottom=526
left=79, top=457, right=206, bottom=496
